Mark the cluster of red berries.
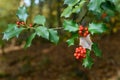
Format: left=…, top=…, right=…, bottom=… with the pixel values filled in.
left=16, top=21, right=33, bottom=28
left=78, top=25, right=89, bottom=37
left=74, top=46, right=86, bottom=59
left=16, top=21, right=25, bottom=27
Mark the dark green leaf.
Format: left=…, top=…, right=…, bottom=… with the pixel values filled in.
left=67, top=33, right=78, bottom=46
left=16, top=6, right=28, bottom=22
left=48, top=29, right=59, bottom=44
left=24, top=33, right=36, bottom=48
left=3, top=25, right=25, bottom=40
left=82, top=50, right=93, bottom=69
left=35, top=26, right=49, bottom=39
left=61, top=6, right=72, bottom=18
left=63, top=20, right=78, bottom=32
left=92, top=43, right=102, bottom=57
left=88, top=0, right=105, bottom=13
left=88, top=23, right=108, bottom=34
left=34, top=15, right=46, bottom=26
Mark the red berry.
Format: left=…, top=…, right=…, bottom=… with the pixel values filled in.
left=79, top=26, right=84, bottom=31
left=16, top=21, right=20, bottom=25
left=21, top=21, right=25, bottom=25
left=84, top=27, right=88, bottom=31
left=29, top=24, right=32, bottom=27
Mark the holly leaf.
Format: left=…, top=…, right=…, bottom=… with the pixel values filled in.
left=88, top=0, right=105, bottom=13
left=67, top=33, right=78, bottom=46
left=88, top=23, right=108, bottom=34
left=33, top=15, right=46, bottom=26
left=63, top=20, right=78, bottom=32
left=82, top=50, right=93, bottom=69
left=48, top=29, right=59, bottom=44
left=3, top=24, right=25, bottom=40
left=61, top=6, right=72, bottom=18
left=92, top=43, right=102, bottom=57
left=64, top=0, right=79, bottom=6
left=24, top=33, right=36, bottom=48
left=35, top=26, right=49, bottom=39
left=16, top=6, right=28, bottom=22
left=72, top=0, right=86, bottom=13
left=79, top=34, right=93, bottom=50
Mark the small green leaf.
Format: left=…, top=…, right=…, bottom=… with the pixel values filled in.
left=63, top=20, right=78, bottom=32
left=61, top=6, right=72, bottom=18
left=92, top=43, right=102, bottom=57
left=88, top=0, right=105, bottom=13
left=16, top=6, right=28, bottom=22
left=24, top=33, right=36, bottom=48
left=33, top=15, right=46, bottom=26
left=35, top=26, right=49, bottom=39
left=82, top=50, right=93, bottom=69
left=88, top=23, right=108, bottom=34
left=3, top=25, right=25, bottom=40
left=48, top=29, right=59, bottom=44
left=67, top=33, right=78, bottom=46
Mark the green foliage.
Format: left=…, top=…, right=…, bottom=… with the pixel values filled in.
left=61, top=0, right=85, bottom=18
left=16, top=6, right=28, bottom=22
left=24, top=33, right=36, bottom=48
left=88, top=0, right=105, bottom=13
left=82, top=50, right=93, bottom=69
left=34, top=15, right=46, bottom=26
left=35, top=26, right=49, bottom=39
left=67, top=33, right=78, bottom=46
left=88, top=23, right=108, bottom=34
left=92, top=43, right=102, bottom=57
left=48, top=29, right=59, bottom=44
left=63, top=20, right=78, bottom=32
left=3, top=24, right=25, bottom=40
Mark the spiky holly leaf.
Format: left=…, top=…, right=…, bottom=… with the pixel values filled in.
left=63, top=20, right=78, bottom=32
left=3, top=24, right=25, bottom=40
left=88, top=0, right=105, bottom=13
left=35, top=26, right=49, bottom=39
left=88, top=23, right=108, bottom=35
left=48, top=29, right=59, bottom=44
left=33, top=15, right=46, bottom=26
left=16, top=6, right=28, bottom=22
left=82, top=50, right=93, bottom=69
left=24, top=33, right=36, bottom=48
left=92, top=43, right=102, bottom=57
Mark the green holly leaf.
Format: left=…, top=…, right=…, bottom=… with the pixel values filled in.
left=66, top=33, right=78, bottom=46
left=82, top=50, right=93, bottom=69
left=33, top=15, right=46, bottom=26
left=3, top=24, right=25, bottom=40
left=61, top=6, right=72, bottom=18
left=35, top=26, right=49, bottom=39
left=64, top=0, right=79, bottom=6
left=16, top=6, right=28, bottom=22
left=48, top=29, right=59, bottom=44
left=88, top=0, right=105, bottom=13
left=63, top=20, right=78, bottom=32
left=72, top=0, right=86, bottom=13
left=92, top=43, right=102, bottom=57
left=88, top=23, right=108, bottom=34
left=24, top=33, right=36, bottom=48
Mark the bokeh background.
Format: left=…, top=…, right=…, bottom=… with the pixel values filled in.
left=0, top=0, right=120, bottom=80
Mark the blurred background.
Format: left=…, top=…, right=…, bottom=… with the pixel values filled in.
left=0, top=0, right=120, bottom=80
